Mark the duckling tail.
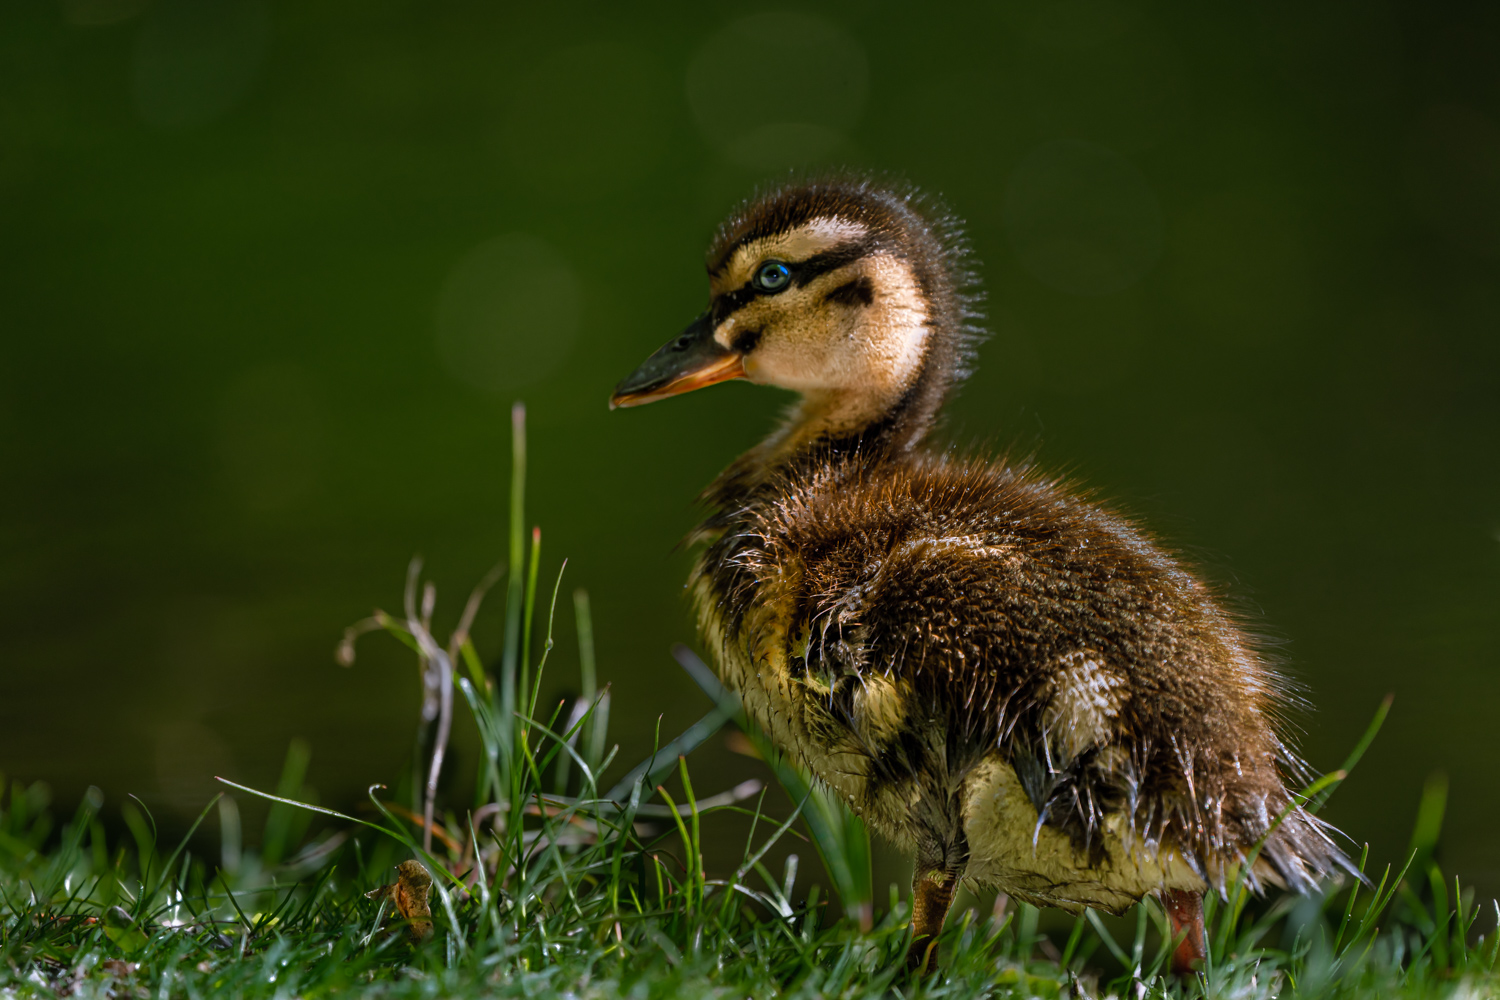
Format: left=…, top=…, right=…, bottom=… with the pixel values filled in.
left=1254, top=804, right=1366, bottom=893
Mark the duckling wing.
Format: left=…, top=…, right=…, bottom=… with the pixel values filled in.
left=790, top=516, right=1142, bottom=864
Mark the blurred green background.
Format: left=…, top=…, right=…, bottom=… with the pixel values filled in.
left=2, top=1, right=1497, bottom=900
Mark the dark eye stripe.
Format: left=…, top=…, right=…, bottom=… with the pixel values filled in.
left=711, top=284, right=759, bottom=325
left=710, top=237, right=875, bottom=325
left=791, top=239, right=873, bottom=286
left=825, top=275, right=875, bottom=307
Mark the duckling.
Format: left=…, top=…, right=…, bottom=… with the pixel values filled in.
left=610, top=177, right=1352, bottom=974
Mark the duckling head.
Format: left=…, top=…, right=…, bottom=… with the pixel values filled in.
left=611, top=177, right=982, bottom=452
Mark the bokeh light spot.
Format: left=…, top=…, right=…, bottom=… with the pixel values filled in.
left=500, top=43, right=669, bottom=198
left=131, top=0, right=269, bottom=129
left=686, top=13, right=867, bottom=169
left=435, top=234, right=581, bottom=393
left=1004, top=140, right=1163, bottom=296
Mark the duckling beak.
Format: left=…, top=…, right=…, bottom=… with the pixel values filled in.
left=610, top=312, right=747, bottom=409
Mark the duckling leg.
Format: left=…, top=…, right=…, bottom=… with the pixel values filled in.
left=906, top=865, right=961, bottom=974
left=1159, top=889, right=1205, bottom=975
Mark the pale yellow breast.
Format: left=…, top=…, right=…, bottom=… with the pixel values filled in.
left=960, top=756, right=1207, bottom=912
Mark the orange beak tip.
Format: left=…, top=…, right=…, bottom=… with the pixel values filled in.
left=610, top=354, right=746, bottom=410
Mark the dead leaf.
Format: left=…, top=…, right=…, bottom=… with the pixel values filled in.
left=365, top=859, right=433, bottom=943
left=377, top=801, right=465, bottom=854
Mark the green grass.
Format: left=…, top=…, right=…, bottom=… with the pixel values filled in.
left=2, top=406, right=1496, bottom=999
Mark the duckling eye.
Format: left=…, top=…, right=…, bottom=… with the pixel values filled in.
left=752, top=260, right=791, bottom=293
